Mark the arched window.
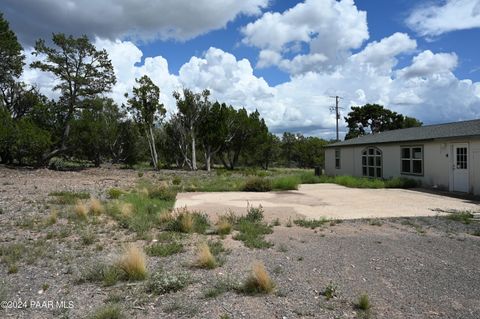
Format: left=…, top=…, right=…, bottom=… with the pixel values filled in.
left=362, top=147, right=382, bottom=178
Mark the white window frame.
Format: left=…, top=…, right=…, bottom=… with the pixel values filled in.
left=362, top=147, right=382, bottom=178
left=335, top=149, right=341, bottom=169
left=400, top=145, right=424, bottom=176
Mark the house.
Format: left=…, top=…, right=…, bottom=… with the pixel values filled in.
left=325, top=119, right=480, bottom=195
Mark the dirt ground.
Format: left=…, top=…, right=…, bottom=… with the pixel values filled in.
left=175, top=184, right=480, bottom=222
left=1, top=167, right=480, bottom=319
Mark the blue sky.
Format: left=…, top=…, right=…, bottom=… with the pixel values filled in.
left=2, top=0, right=480, bottom=138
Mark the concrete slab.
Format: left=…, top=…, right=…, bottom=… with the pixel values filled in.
left=174, top=183, right=480, bottom=221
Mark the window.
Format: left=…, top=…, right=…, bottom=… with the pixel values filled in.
left=335, top=149, right=341, bottom=169
left=362, top=147, right=382, bottom=178
left=456, top=147, right=467, bottom=169
left=401, top=146, right=423, bottom=175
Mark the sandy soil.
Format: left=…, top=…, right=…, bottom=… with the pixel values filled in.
left=176, top=184, right=480, bottom=222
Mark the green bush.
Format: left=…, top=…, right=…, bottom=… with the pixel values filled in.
left=245, top=205, right=264, bottom=222
left=384, top=177, right=419, bottom=188
left=242, top=177, right=272, bottom=192
left=271, top=175, right=300, bottom=190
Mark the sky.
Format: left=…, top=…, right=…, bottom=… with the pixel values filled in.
left=1, top=0, right=480, bottom=139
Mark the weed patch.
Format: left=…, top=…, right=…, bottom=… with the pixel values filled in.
left=242, top=177, right=272, bottom=192
left=294, top=218, right=329, bottom=229
left=145, top=242, right=183, bottom=257
left=49, top=191, right=90, bottom=205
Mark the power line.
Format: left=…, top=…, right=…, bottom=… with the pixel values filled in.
left=329, top=95, right=343, bottom=141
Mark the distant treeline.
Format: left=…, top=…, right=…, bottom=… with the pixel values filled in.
left=0, top=13, right=328, bottom=170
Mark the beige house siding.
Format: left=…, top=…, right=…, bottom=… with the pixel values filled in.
left=325, top=138, right=480, bottom=196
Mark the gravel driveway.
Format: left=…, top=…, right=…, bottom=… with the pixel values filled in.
left=175, top=184, right=480, bottom=221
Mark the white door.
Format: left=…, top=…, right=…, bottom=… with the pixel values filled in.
left=453, top=143, right=469, bottom=192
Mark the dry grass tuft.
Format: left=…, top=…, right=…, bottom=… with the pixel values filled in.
left=74, top=200, right=88, bottom=220
left=216, top=217, right=232, bottom=235
left=243, top=261, right=275, bottom=294
left=117, top=245, right=147, bottom=281
left=89, top=198, right=105, bottom=215
left=138, top=187, right=149, bottom=197
left=119, top=203, right=134, bottom=218
left=47, top=209, right=58, bottom=225
left=195, top=242, right=216, bottom=269
left=179, top=212, right=194, bottom=233
left=158, top=210, right=174, bottom=224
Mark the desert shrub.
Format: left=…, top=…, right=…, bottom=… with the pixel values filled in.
left=242, top=177, right=272, bottom=192
left=117, top=245, right=147, bottom=281
left=245, top=205, right=264, bottom=222
left=145, top=242, right=183, bottom=257
left=146, top=269, right=190, bottom=295
left=88, top=304, right=123, bottom=319
left=241, top=262, right=275, bottom=294
left=322, top=282, right=337, bottom=300
left=165, top=210, right=210, bottom=234
left=271, top=175, right=300, bottom=190
left=107, top=188, right=124, bottom=199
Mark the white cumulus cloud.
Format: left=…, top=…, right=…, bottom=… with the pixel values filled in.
left=406, top=0, right=480, bottom=37
left=242, top=0, right=368, bottom=74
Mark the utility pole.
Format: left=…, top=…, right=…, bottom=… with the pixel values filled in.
left=329, top=95, right=343, bottom=141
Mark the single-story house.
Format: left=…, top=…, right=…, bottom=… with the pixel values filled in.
left=325, top=119, right=480, bottom=195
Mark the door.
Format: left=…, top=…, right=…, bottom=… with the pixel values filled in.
left=453, top=143, right=469, bottom=192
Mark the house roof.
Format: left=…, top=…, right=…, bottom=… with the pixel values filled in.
left=328, top=119, right=480, bottom=147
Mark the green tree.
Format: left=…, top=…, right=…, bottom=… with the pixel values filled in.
left=0, top=12, right=24, bottom=99
left=31, top=33, right=116, bottom=163
left=125, top=75, right=166, bottom=170
left=70, top=98, right=124, bottom=167
left=173, top=88, right=210, bottom=171
left=344, top=104, right=422, bottom=140
left=281, top=132, right=297, bottom=167
left=256, top=133, right=281, bottom=170
left=293, top=135, right=327, bottom=168
left=220, top=108, right=267, bottom=170
left=197, top=101, right=234, bottom=171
